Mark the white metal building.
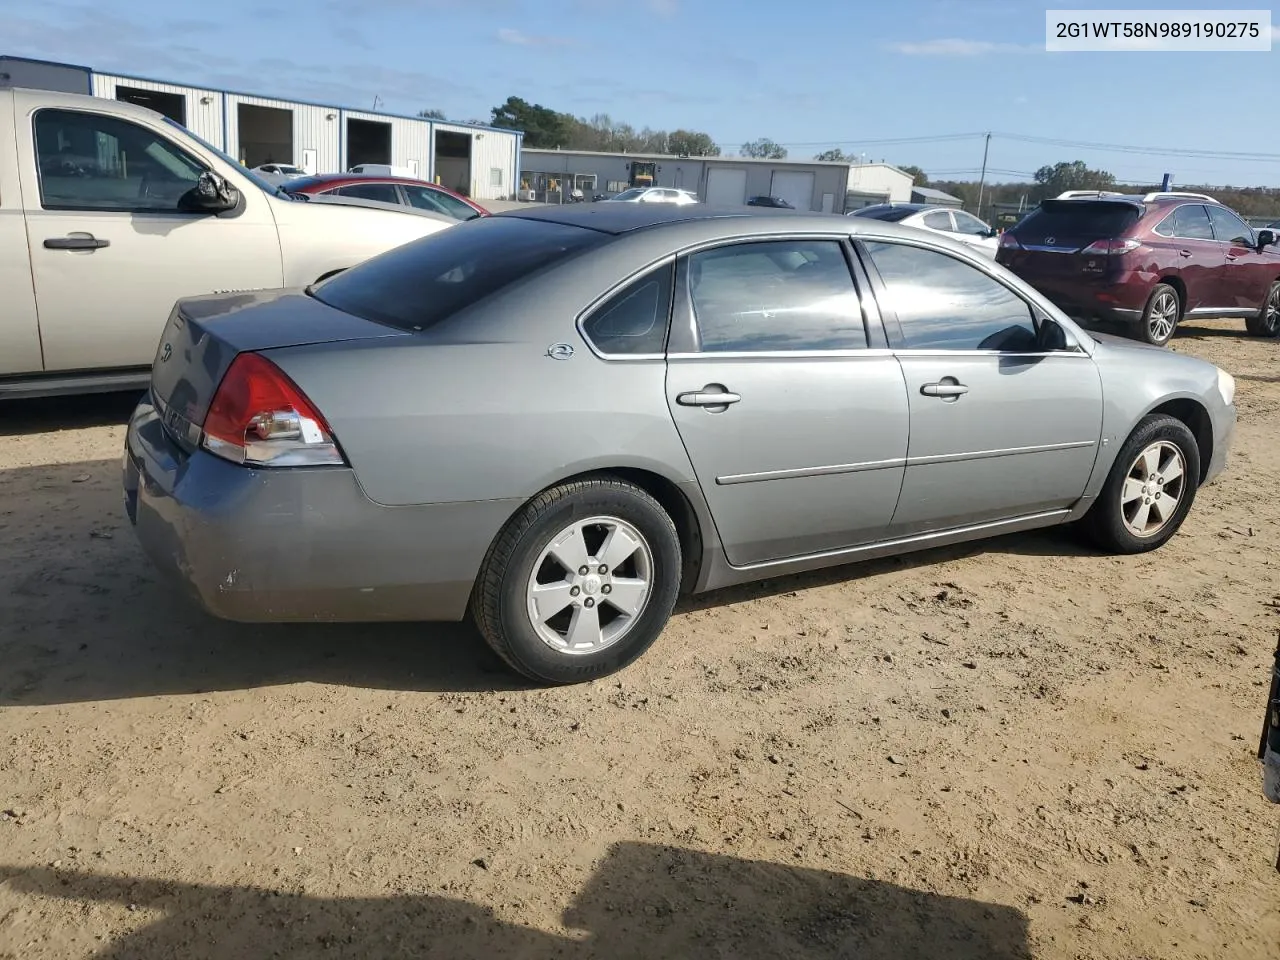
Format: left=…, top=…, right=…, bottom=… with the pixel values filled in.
left=521, top=148, right=852, bottom=213
left=0, top=55, right=522, bottom=201
left=845, top=162, right=915, bottom=208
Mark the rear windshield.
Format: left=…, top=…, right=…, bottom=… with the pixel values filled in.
left=852, top=206, right=920, bottom=222
left=310, top=216, right=603, bottom=331
left=1014, top=202, right=1142, bottom=238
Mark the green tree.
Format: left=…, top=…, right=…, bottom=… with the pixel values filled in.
left=814, top=148, right=849, bottom=162
left=898, top=164, right=929, bottom=186
left=667, top=129, right=720, bottom=157
left=417, top=108, right=447, bottom=120
left=740, top=137, right=787, bottom=160
left=490, top=96, right=572, bottom=148
left=1032, top=160, right=1116, bottom=200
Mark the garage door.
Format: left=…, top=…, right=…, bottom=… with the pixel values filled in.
left=770, top=171, right=815, bottom=211
left=704, top=168, right=747, bottom=206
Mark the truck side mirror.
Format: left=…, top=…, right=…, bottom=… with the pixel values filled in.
left=178, top=172, right=240, bottom=215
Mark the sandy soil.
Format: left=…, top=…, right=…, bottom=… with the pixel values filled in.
left=1, top=319, right=1277, bottom=959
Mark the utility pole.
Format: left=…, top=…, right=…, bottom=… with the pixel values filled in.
left=975, top=132, right=991, bottom=216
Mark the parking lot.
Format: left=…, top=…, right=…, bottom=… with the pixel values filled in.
left=0, top=318, right=1276, bottom=959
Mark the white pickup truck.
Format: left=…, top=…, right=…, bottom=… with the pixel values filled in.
left=1, top=86, right=455, bottom=398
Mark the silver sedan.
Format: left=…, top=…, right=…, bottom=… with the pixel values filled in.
left=123, top=204, right=1237, bottom=684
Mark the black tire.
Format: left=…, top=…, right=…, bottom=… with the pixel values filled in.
left=470, top=478, right=682, bottom=685
left=1245, top=280, right=1280, bottom=337
left=1082, top=414, right=1200, bottom=554
left=1137, top=283, right=1181, bottom=346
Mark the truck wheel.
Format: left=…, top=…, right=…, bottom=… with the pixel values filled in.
left=1083, top=414, right=1200, bottom=554
left=1138, top=284, right=1180, bottom=346
left=1245, top=281, right=1280, bottom=337
left=471, top=478, right=682, bottom=685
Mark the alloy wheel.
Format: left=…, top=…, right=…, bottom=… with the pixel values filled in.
left=1265, top=286, right=1280, bottom=335
left=1120, top=441, right=1186, bottom=538
left=1148, top=291, right=1178, bottom=343
left=525, top=516, right=654, bottom=654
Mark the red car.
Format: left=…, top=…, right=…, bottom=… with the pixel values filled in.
left=281, top=174, right=489, bottom=222
left=996, top=190, right=1280, bottom=345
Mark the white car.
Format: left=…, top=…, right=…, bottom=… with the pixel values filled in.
left=1, top=87, right=455, bottom=398
left=849, top=203, right=999, bottom=258
left=607, top=186, right=699, bottom=205
left=252, top=162, right=309, bottom=184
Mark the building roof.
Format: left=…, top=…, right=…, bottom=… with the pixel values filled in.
left=522, top=147, right=849, bottom=167
left=911, top=185, right=964, bottom=203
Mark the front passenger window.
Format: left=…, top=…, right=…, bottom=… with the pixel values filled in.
left=34, top=109, right=205, bottom=212
left=862, top=240, right=1039, bottom=351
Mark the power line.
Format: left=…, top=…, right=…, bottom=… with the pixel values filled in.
left=993, top=132, right=1280, bottom=163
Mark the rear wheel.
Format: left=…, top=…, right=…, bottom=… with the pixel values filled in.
left=1246, top=280, right=1280, bottom=337
left=1082, top=414, right=1200, bottom=554
left=471, top=478, right=682, bottom=685
left=1138, top=284, right=1180, bottom=346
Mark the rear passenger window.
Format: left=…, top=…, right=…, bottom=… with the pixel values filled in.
left=863, top=241, right=1038, bottom=351
left=1170, top=205, right=1214, bottom=240
left=581, top=264, right=673, bottom=355
left=687, top=240, right=867, bottom=352
left=339, top=183, right=401, bottom=204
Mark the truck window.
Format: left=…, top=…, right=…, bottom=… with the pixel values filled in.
left=34, top=109, right=206, bottom=212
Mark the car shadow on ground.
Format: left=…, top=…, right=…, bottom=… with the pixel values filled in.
left=0, top=391, right=142, bottom=438
left=0, top=453, right=1100, bottom=705
left=0, top=841, right=1032, bottom=959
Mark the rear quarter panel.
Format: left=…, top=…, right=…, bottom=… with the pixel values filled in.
left=266, top=230, right=702, bottom=506
left=270, top=200, right=454, bottom=287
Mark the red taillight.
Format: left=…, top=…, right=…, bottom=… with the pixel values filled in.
left=998, top=232, right=1021, bottom=250
left=1080, top=238, right=1141, bottom=255
left=202, top=352, right=344, bottom=467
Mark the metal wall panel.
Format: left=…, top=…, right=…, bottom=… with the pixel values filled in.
left=91, top=73, right=223, bottom=146
left=224, top=94, right=339, bottom=172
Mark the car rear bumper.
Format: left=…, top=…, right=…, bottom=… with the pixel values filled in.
left=122, top=395, right=520, bottom=623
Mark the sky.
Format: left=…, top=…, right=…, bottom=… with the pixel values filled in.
left=4, top=0, right=1280, bottom=186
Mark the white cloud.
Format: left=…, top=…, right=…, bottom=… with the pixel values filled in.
left=887, top=38, right=1037, bottom=56
left=1271, top=24, right=1280, bottom=41
left=497, top=27, right=574, bottom=46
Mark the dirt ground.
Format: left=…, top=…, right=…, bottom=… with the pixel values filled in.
left=1, top=319, right=1278, bottom=959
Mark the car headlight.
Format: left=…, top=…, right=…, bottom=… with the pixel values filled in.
left=1216, top=367, right=1236, bottom=406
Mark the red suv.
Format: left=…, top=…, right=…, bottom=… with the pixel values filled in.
left=996, top=191, right=1280, bottom=345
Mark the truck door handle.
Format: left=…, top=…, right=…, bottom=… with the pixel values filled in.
left=677, top=388, right=741, bottom=407
left=921, top=380, right=968, bottom=400
left=44, top=235, right=110, bottom=250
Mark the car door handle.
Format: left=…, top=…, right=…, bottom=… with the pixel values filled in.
left=44, top=235, right=110, bottom=250
left=1226, top=253, right=1239, bottom=261
left=1178, top=249, right=1193, bottom=258
left=921, top=381, right=969, bottom=399
left=677, top=390, right=741, bottom=407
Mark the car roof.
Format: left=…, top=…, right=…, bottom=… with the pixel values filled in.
left=496, top=202, right=961, bottom=242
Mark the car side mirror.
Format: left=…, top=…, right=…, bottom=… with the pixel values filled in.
left=1258, top=229, right=1276, bottom=249
left=984, top=228, right=998, bottom=239
left=178, top=172, right=240, bottom=214
left=1035, top=315, right=1069, bottom=352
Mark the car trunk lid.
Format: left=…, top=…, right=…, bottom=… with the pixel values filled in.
left=148, top=288, right=408, bottom=448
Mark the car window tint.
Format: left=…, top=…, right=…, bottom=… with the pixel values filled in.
left=863, top=241, right=1038, bottom=351
left=339, top=183, right=401, bottom=204
left=34, top=109, right=205, bottom=212
left=582, top=264, right=674, bottom=355
left=1170, top=205, right=1214, bottom=240
left=404, top=185, right=477, bottom=220
left=688, top=240, right=867, bottom=352
left=1014, top=203, right=1140, bottom=241
left=923, top=210, right=952, bottom=230
left=1206, top=205, right=1255, bottom=245
left=312, top=217, right=602, bottom=332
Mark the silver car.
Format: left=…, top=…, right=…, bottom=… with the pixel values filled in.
left=123, top=204, right=1237, bottom=684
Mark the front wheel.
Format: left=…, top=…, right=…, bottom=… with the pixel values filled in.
left=1082, top=414, right=1200, bottom=554
left=1245, top=280, right=1280, bottom=337
left=470, top=478, right=682, bottom=685
left=1138, top=283, right=1180, bottom=346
